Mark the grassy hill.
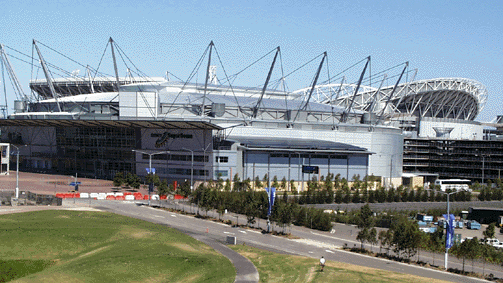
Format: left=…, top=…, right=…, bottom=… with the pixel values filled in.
left=0, top=210, right=234, bottom=282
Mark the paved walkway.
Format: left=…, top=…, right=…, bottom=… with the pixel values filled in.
left=191, top=234, right=259, bottom=283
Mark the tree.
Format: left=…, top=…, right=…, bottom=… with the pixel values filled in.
left=416, top=231, right=429, bottom=263
left=273, top=202, right=295, bottom=234
left=386, top=187, right=395, bottom=202
left=357, top=227, right=370, bottom=250
left=429, top=229, right=444, bottom=266
left=157, top=179, right=169, bottom=196
left=357, top=204, right=374, bottom=230
left=335, top=189, right=343, bottom=203
left=113, top=172, right=124, bottom=188
left=254, top=176, right=263, bottom=190
left=378, top=230, right=387, bottom=254
left=263, top=173, right=269, bottom=187
left=451, top=237, right=480, bottom=273
left=224, top=179, right=232, bottom=191
left=369, top=227, right=378, bottom=252
left=271, top=175, right=279, bottom=189
left=352, top=188, right=361, bottom=203
left=282, top=190, right=288, bottom=203
left=483, top=222, right=496, bottom=240
left=356, top=204, right=374, bottom=250
left=289, top=180, right=296, bottom=193
left=280, top=177, right=287, bottom=191
left=391, top=216, right=419, bottom=260
left=178, top=181, right=192, bottom=197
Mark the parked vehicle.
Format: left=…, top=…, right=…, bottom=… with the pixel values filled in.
left=480, top=238, right=503, bottom=249
left=434, top=179, right=472, bottom=192
left=467, top=220, right=481, bottom=230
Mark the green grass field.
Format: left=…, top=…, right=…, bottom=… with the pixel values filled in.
left=231, top=245, right=449, bottom=283
left=0, top=210, right=235, bottom=282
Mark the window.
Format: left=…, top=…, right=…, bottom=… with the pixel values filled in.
left=215, top=156, right=229, bottom=163
left=215, top=170, right=228, bottom=177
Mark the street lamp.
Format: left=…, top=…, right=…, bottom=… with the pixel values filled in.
left=182, top=148, right=194, bottom=191
left=11, top=144, right=26, bottom=200
left=297, top=153, right=305, bottom=192
left=202, top=143, right=211, bottom=183
left=132, top=149, right=170, bottom=206
left=430, top=189, right=461, bottom=271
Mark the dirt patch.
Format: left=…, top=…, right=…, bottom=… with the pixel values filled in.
left=177, top=273, right=202, bottom=283
left=56, top=215, right=71, bottom=219
left=114, top=226, right=155, bottom=240
left=78, top=246, right=110, bottom=259
left=305, top=266, right=316, bottom=282
left=171, top=243, right=198, bottom=253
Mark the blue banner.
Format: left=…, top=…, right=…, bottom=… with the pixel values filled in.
left=443, top=214, right=455, bottom=249
left=265, top=187, right=276, bottom=216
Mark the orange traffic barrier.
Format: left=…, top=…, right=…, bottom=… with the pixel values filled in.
left=174, top=194, right=187, bottom=200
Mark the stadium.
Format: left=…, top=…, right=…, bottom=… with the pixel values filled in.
left=0, top=40, right=496, bottom=188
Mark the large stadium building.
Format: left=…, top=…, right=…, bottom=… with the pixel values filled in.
left=0, top=41, right=497, bottom=187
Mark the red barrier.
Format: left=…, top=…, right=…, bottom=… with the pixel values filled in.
left=74, top=193, right=80, bottom=198
left=55, top=193, right=65, bottom=199
left=160, top=195, right=167, bottom=200
left=174, top=194, right=187, bottom=200
left=106, top=195, right=116, bottom=200
left=65, top=193, right=74, bottom=198
left=143, top=195, right=149, bottom=200
left=124, top=192, right=132, bottom=196
left=134, top=195, right=143, bottom=200
left=115, top=196, right=125, bottom=201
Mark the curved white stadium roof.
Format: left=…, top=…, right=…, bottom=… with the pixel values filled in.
left=293, top=77, right=488, bottom=121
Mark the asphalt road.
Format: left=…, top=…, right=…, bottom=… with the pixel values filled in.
left=72, top=198, right=499, bottom=283
left=308, top=200, right=503, bottom=213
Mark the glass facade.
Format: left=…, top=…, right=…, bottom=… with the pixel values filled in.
left=55, top=127, right=136, bottom=179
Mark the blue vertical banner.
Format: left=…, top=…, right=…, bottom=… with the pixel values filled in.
left=443, top=214, right=455, bottom=249
left=265, top=187, right=276, bottom=217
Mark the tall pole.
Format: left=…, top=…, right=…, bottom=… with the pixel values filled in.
left=443, top=190, right=459, bottom=271
left=445, top=193, right=450, bottom=270
left=148, top=154, right=152, bottom=206
left=12, top=144, right=25, bottom=200
left=190, top=151, right=193, bottom=191
left=132, top=150, right=169, bottom=206
left=297, top=153, right=300, bottom=191
left=182, top=148, right=194, bottom=191
left=389, top=155, right=393, bottom=189
left=16, top=148, right=19, bottom=199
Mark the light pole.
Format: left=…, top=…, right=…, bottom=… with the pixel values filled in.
left=11, top=144, right=26, bottom=200
left=202, top=143, right=211, bottom=184
left=433, top=189, right=460, bottom=271
left=132, top=149, right=170, bottom=206
left=182, top=148, right=194, bottom=192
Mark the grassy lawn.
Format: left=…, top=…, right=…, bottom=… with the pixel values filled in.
left=231, top=245, right=449, bottom=283
left=0, top=210, right=234, bottom=282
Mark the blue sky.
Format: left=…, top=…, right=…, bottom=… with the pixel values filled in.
left=1, top=0, right=501, bottom=121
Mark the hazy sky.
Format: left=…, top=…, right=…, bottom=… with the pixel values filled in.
left=1, top=0, right=502, bottom=121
